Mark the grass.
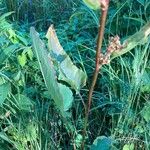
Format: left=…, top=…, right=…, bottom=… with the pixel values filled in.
left=0, top=0, right=150, bottom=149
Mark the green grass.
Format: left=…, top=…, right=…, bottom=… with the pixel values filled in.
left=0, top=0, right=150, bottom=149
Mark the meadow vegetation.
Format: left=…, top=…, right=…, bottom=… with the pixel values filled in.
left=0, top=0, right=150, bottom=149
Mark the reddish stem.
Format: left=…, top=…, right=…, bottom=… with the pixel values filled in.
left=81, top=1, right=110, bottom=149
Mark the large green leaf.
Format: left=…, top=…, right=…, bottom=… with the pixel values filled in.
left=30, top=27, right=73, bottom=113
left=91, top=136, right=112, bottom=150
left=0, top=82, right=11, bottom=105
left=46, top=26, right=87, bottom=92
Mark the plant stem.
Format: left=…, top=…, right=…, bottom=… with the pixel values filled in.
left=81, top=1, right=110, bottom=149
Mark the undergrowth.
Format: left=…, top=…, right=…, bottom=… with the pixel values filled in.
left=0, top=0, right=150, bottom=150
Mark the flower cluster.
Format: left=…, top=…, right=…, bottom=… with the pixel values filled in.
left=99, top=35, right=125, bottom=65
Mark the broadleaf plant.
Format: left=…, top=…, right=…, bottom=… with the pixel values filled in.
left=30, top=27, right=73, bottom=114
left=46, top=26, right=87, bottom=92
left=30, top=27, right=86, bottom=114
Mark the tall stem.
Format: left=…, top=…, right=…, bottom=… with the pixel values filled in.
left=81, top=1, right=110, bottom=149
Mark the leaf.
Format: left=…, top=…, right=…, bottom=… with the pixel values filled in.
left=75, top=134, right=83, bottom=148
left=16, top=34, right=28, bottom=46
left=30, top=27, right=63, bottom=110
left=17, top=53, right=27, bottom=67
left=111, top=22, right=150, bottom=59
left=140, top=102, right=150, bottom=122
left=0, top=44, right=19, bottom=64
left=27, top=48, right=33, bottom=60
left=0, top=82, right=11, bottom=105
left=30, top=27, right=73, bottom=113
left=0, top=13, right=13, bottom=32
left=91, top=136, right=112, bottom=150
left=46, top=26, right=87, bottom=92
left=14, top=94, right=33, bottom=111
left=0, top=132, right=14, bottom=144
left=0, top=12, right=14, bottom=21
left=26, top=123, right=37, bottom=141
left=123, top=143, right=134, bottom=150
left=83, top=0, right=101, bottom=10
left=58, top=84, right=73, bottom=111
